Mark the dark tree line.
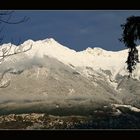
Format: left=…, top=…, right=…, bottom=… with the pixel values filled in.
left=120, top=16, right=140, bottom=76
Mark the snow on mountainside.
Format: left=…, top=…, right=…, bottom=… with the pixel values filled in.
left=1, top=38, right=140, bottom=115
left=2, top=38, right=140, bottom=81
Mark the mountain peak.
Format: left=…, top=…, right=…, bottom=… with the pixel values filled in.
left=22, top=38, right=59, bottom=47
left=42, top=38, right=56, bottom=43
left=84, top=47, right=106, bottom=56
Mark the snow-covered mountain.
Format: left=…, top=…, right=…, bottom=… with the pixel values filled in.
left=0, top=38, right=140, bottom=115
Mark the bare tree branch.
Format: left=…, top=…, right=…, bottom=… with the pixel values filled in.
left=0, top=11, right=14, bottom=16
left=0, top=11, right=30, bottom=44
left=0, top=43, right=32, bottom=62
left=0, top=11, right=31, bottom=88
left=0, top=16, right=30, bottom=24
left=0, top=43, right=32, bottom=88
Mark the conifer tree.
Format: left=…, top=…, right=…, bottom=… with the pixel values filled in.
left=120, top=16, right=140, bottom=76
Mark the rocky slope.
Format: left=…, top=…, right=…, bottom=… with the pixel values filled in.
left=0, top=38, right=140, bottom=129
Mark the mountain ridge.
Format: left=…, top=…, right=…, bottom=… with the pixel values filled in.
left=1, top=37, right=140, bottom=82
left=0, top=38, right=140, bottom=115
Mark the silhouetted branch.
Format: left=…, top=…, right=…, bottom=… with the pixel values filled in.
left=0, top=11, right=31, bottom=88
left=0, top=16, right=29, bottom=24
left=0, top=11, right=30, bottom=44
left=0, top=43, right=32, bottom=62
left=0, top=43, right=12, bottom=63
left=0, top=10, right=29, bottom=25
left=0, top=43, right=32, bottom=88
left=0, top=11, right=14, bottom=16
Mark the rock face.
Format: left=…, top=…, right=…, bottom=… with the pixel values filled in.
left=0, top=38, right=140, bottom=117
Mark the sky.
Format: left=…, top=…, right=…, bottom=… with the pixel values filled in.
left=1, top=10, right=140, bottom=51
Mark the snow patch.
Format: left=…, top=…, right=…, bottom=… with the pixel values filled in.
left=112, top=104, right=140, bottom=112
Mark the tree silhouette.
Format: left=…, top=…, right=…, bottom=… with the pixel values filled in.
left=120, top=16, right=140, bottom=76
